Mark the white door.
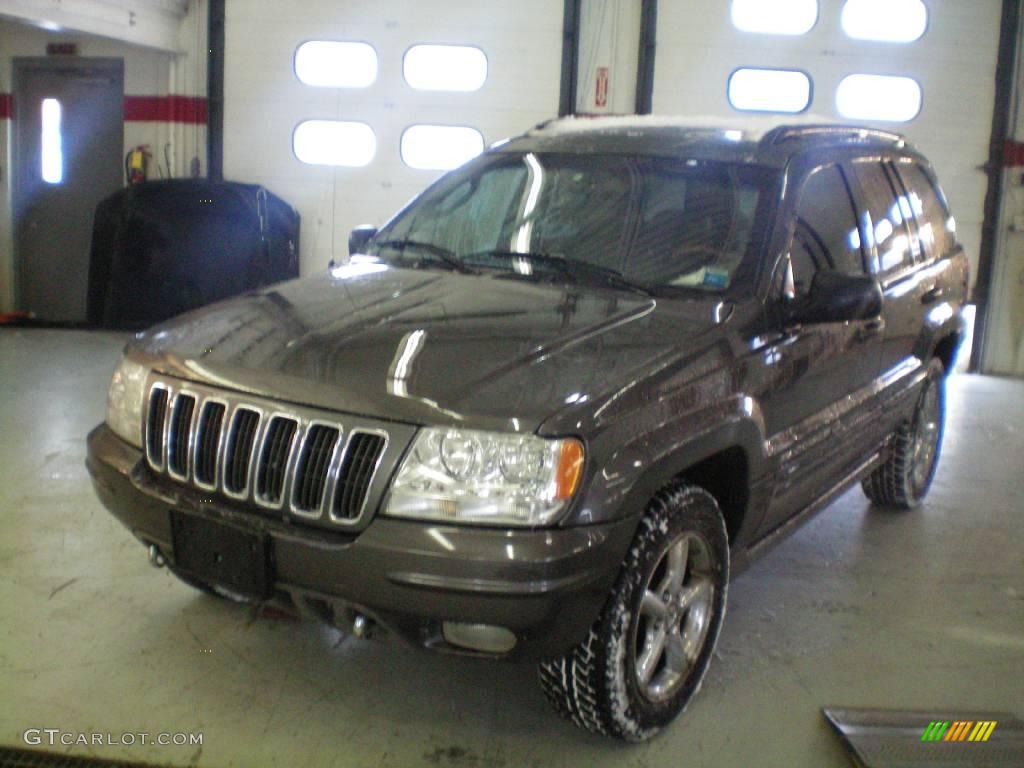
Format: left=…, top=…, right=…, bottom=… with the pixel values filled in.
left=223, top=0, right=565, bottom=274
left=650, top=0, right=1003, bottom=292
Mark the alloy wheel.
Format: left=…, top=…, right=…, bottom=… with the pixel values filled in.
left=632, top=532, right=716, bottom=702
left=912, top=381, right=940, bottom=489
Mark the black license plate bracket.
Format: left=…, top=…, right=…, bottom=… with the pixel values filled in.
left=170, top=512, right=271, bottom=599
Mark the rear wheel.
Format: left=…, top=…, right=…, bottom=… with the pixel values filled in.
left=862, top=357, right=946, bottom=509
left=538, top=484, right=729, bottom=741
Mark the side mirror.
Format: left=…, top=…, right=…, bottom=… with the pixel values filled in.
left=788, top=270, right=882, bottom=325
left=348, top=225, right=378, bottom=256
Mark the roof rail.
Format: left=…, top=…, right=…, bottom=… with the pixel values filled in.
left=531, top=117, right=559, bottom=131
left=760, top=124, right=907, bottom=149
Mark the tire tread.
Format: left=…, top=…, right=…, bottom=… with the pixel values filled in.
left=862, top=357, right=945, bottom=509
left=538, top=483, right=727, bottom=740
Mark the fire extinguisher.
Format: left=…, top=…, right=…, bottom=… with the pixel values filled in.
left=125, top=145, right=151, bottom=185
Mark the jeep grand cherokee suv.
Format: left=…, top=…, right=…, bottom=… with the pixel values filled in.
left=87, top=118, right=968, bottom=740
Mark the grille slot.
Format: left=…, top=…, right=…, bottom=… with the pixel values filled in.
left=224, top=408, right=260, bottom=493
left=146, top=387, right=169, bottom=467
left=292, top=425, right=341, bottom=513
left=333, top=431, right=387, bottom=520
left=194, top=401, right=226, bottom=486
left=255, top=416, right=298, bottom=504
left=167, top=394, right=196, bottom=477
left=142, top=377, right=394, bottom=530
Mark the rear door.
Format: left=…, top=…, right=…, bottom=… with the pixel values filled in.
left=757, top=158, right=883, bottom=534
left=847, top=158, right=930, bottom=379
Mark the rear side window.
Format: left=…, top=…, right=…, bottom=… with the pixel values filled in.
left=896, top=162, right=954, bottom=259
left=788, top=164, right=864, bottom=294
left=848, top=160, right=915, bottom=276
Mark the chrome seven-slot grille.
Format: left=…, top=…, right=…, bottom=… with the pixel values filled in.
left=145, top=379, right=390, bottom=527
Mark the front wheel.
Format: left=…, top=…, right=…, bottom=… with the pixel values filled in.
left=538, top=484, right=729, bottom=741
left=862, top=357, right=946, bottom=509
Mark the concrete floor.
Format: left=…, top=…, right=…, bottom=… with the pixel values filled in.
left=1, top=328, right=1021, bottom=768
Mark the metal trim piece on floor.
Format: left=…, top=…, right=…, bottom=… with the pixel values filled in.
left=0, top=747, right=174, bottom=768
left=823, top=707, right=1024, bottom=768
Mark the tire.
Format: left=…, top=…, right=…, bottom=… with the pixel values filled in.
left=862, top=357, right=946, bottom=509
left=538, top=484, right=729, bottom=741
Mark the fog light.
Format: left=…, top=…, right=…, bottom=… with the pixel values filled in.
left=442, top=622, right=517, bottom=654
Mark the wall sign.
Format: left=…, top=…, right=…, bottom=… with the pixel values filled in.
left=595, top=66, right=609, bottom=108
left=46, top=43, right=79, bottom=56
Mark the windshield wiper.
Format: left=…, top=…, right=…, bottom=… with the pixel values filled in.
left=463, top=249, right=652, bottom=296
left=373, top=239, right=475, bottom=274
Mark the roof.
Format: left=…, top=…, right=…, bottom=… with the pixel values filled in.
left=496, top=114, right=916, bottom=168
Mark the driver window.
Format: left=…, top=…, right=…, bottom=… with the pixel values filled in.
left=784, top=163, right=865, bottom=299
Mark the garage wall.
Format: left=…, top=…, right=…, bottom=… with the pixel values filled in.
left=650, top=0, right=1004, bottom=291
left=0, top=2, right=208, bottom=314
left=576, top=0, right=643, bottom=114
left=222, top=0, right=564, bottom=274
left=981, top=7, right=1024, bottom=376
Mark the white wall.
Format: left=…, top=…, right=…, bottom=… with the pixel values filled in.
left=981, top=8, right=1024, bottom=376
left=651, top=0, right=1004, bottom=294
left=223, top=0, right=564, bottom=274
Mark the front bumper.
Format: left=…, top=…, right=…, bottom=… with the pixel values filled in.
left=86, top=423, right=638, bottom=659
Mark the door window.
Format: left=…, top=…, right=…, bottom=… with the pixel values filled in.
left=787, top=163, right=864, bottom=296
left=849, top=160, right=916, bottom=276
left=895, top=162, right=955, bottom=260
left=40, top=98, right=63, bottom=184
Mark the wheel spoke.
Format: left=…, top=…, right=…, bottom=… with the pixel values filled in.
left=637, top=625, right=667, bottom=685
left=658, top=538, right=689, bottom=595
left=678, top=577, right=712, bottom=610
left=641, top=589, right=669, bottom=619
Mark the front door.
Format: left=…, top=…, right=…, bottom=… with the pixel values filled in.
left=756, top=160, right=884, bottom=535
left=13, top=58, right=124, bottom=322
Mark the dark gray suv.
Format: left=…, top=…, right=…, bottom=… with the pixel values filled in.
left=87, top=118, right=968, bottom=740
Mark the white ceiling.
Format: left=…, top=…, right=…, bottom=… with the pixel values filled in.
left=0, top=0, right=190, bottom=50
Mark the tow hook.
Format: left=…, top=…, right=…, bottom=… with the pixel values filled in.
left=148, top=544, right=166, bottom=569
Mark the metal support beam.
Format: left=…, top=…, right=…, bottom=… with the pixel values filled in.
left=207, top=0, right=225, bottom=182
left=970, top=0, right=1022, bottom=371
left=635, top=0, right=657, bottom=115
left=559, top=0, right=581, bottom=117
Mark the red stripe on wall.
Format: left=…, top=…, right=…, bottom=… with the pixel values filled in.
left=1005, top=139, right=1024, bottom=167
left=123, top=95, right=207, bottom=124
left=0, top=93, right=205, bottom=123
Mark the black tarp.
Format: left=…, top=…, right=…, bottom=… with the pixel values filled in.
left=87, top=179, right=299, bottom=329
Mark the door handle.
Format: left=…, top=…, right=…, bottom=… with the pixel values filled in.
left=855, top=318, right=885, bottom=341
left=921, top=285, right=944, bottom=305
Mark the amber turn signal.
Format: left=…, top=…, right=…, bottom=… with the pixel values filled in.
left=555, top=439, right=585, bottom=500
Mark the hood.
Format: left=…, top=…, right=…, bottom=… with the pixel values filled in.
left=131, top=263, right=723, bottom=432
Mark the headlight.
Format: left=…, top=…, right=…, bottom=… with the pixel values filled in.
left=106, top=356, right=149, bottom=448
left=384, top=427, right=584, bottom=527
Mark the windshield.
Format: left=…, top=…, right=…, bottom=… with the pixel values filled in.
left=371, top=152, right=776, bottom=293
